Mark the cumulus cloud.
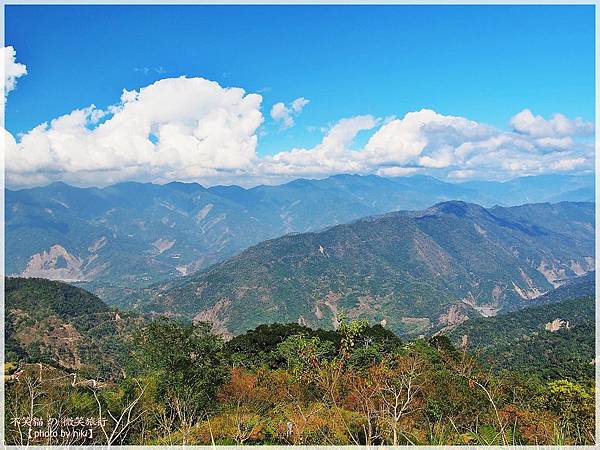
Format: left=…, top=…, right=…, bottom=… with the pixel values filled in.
left=510, top=108, right=594, bottom=138
left=3, top=46, right=27, bottom=95
left=2, top=46, right=28, bottom=120
left=260, top=108, right=594, bottom=182
left=270, top=97, right=309, bottom=129
left=3, top=67, right=594, bottom=187
left=6, top=77, right=263, bottom=186
left=363, top=110, right=494, bottom=168
left=258, top=115, right=378, bottom=176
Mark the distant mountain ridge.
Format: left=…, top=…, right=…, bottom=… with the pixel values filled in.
left=122, top=200, right=594, bottom=338
left=6, top=173, right=593, bottom=296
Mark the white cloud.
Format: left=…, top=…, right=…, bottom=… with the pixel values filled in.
left=447, top=169, right=477, bottom=179
left=270, top=97, right=310, bottom=129
left=2, top=46, right=28, bottom=120
left=363, top=109, right=492, bottom=167
left=534, top=136, right=573, bottom=150
left=260, top=108, right=594, bottom=182
left=258, top=115, right=378, bottom=177
left=510, top=108, right=594, bottom=138
left=3, top=67, right=594, bottom=187
left=3, top=46, right=27, bottom=95
left=549, top=157, right=587, bottom=171
left=6, top=76, right=263, bottom=186
left=291, top=97, right=309, bottom=113
left=376, top=166, right=419, bottom=177
left=270, top=102, right=292, bottom=128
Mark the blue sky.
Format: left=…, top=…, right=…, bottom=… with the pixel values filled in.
left=3, top=5, right=595, bottom=187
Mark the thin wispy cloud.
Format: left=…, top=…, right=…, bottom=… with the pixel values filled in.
left=134, top=65, right=167, bottom=75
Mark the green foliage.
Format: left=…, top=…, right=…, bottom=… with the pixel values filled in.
left=337, top=316, right=368, bottom=355
left=346, top=343, right=386, bottom=369
left=224, top=321, right=402, bottom=370
left=429, top=335, right=458, bottom=355
left=4, top=318, right=595, bottom=446
left=133, top=318, right=228, bottom=416
left=224, top=323, right=340, bottom=369
left=448, top=295, right=594, bottom=380
left=277, top=334, right=336, bottom=372
left=5, top=276, right=109, bottom=318
left=5, top=277, right=143, bottom=378
left=544, top=380, right=595, bottom=436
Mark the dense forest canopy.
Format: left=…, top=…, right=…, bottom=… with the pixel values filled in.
left=449, top=294, right=595, bottom=380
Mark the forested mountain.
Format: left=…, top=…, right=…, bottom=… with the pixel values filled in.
left=5, top=277, right=143, bottom=378
left=6, top=173, right=593, bottom=296
left=123, top=201, right=594, bottom=338
left=447, top=288, right=595, bottom=380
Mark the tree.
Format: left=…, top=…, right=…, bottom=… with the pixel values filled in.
left=133, top=318, right=228, bottom=443
left=216, top=367, right=273, bottom=444
left=376, top=355, right=425, bottom=445
left=543, top=380, right=594, bottom=444
left=91, top=379, right=147, bottom=445
left=344, top=369, right=382, bottom=444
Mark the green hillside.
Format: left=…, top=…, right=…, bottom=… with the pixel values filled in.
left=5, top=316, right=595, bottom=445
left=125, top=201, right=594, bottom=338
left=447, top=294, right=594, bottom=380
left=5, top=277, right=144, bottom=378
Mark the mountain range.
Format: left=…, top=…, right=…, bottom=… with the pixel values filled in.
left=6, top=173, right=594, bottom=299
left=122, top=200, right=594, bottom=338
